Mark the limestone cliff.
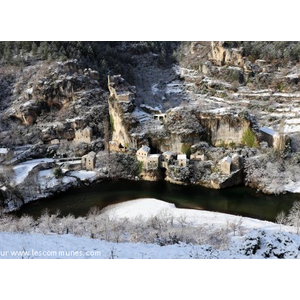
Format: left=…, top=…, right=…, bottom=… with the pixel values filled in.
left=198, top=112, right=253, bottom=147
left=107, top=75, right=138, bottom=148
left=108, top=98, right=135, bottom=148
left=143, top=107, right=254, bottom=153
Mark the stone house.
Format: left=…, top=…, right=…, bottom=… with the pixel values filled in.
left=146, top=154, right=160, bottom=170
left=136, top=145, right=161, bottom=170
left=259, top=127, right=276, bottom=147
left=177, top=154, right=188, bottom=167
left=0, top=148, right=14, bottom=162
left=136, top=145, right=151, bottom=163
left=153, top=114, right=166, bottom=123
left=220, top=156, right=232, bottom=175
left=74, top=127, right=93, bottom=144
left=161, top=151, right=174, bottom=168
left=231, top=153, right=242, bottom=171
left=259, top=127, right=288, bottom=151
left=190, top=151, right=205, bottom=161
left=81, top=151, right=96, bottom=171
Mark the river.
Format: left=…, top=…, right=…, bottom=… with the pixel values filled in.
left=14, top=180, right=300, bottom=222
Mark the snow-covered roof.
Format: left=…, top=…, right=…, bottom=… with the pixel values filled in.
left=221, top=156, right=232, bottom=164
left=0, top=148, right=10, bottom=155
left=148, top=154, right=160, bottom=158
left=138, top=145, right=151, bottom=153
left=163, top=151, right=174, bottom=156
left=232, top=153, right=240, bottom=160
left=260, top=127, right=276, bottom=136
left=87, top=151, right=96, bottom=157
left=82, top=151, right=96, bottom=159
left=177, top=154, right=187, bottom=160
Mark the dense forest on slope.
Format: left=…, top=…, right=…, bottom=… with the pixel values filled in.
left=0, top=41, right=179, bottom=86
left=2, top=41, right=300, bottom=86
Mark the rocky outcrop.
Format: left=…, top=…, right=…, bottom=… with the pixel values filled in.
left=0, top=59, right=108, bottom=148
left=144, top=107, right=255, bottom=153
left=0, top=163, right=81, bottom=211
left=210, top=169, right=244, bottom=189
left=198, top=112, right=253, bottom=147
left=208, top=41, right=244, bottom=67
left=109, top=98, right=135, bottom=148
left=147, top=108, right=206, bottom=153
left=108, top=76, right=138, bottom=148
left=3, top=60, right=101, bottom=126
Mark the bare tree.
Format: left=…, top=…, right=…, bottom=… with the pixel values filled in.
left=275, top=211, right=286, bottom=231
left=228, top=218, right=243, bottom=236
left=286, top=202, right=300, bottom=234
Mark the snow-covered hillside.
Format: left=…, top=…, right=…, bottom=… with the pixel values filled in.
left=1, top=229, right=300, bottom=259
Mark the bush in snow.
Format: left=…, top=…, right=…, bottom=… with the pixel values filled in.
left=53, top=166, right=63, bottom=179
left=286, top=202, right=300, bottom=234
left=0, top=207, right=233, bottom=249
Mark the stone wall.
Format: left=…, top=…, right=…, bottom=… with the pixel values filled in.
left=74, top=127, right=93, bottom=144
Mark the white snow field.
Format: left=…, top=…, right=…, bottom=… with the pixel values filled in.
left=101, top=198, right=282, bottom=231
left=1, top=199, right=300, bottom=259
left=13, top=158, right=54, bottom=185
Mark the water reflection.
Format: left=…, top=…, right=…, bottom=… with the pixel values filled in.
left=15, top=180, right=300, bottom=222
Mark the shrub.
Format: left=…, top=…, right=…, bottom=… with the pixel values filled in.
left=219, top=140, right=227, bottom=148
left=53, top=167, right=63, bottom=179
left=242, top=128, right=258, bottom=148
left=137, top=161, right=144, bottom=175
left=229, top=142, right=236, bottom=149
left=109, top=114, right=115, bottom=132
left=181, top=143, right=191, bottom=157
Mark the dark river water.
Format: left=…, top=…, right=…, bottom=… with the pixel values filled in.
left=15, top=180, right=300, bottom=222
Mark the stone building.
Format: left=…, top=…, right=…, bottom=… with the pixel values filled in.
left=231, top=154, right=242, bottom=171
left=146, top=154, right=160, bottom=170
left=190, top=151, right=205, bottom=161
left=177, top=154, right=187, bottom=167
left=161, top=151, right=175, bottom=169
left=136, top=145, right=161, bottom=170
left=108, top=75, right=134, bottom=102
left=153, top=114, right=166, bottom=123
left=136, top=145, right=151, bottom=163
left=220, top=156, right=232, bottom=175
left=81, top=151, right=96, bottom=171
left=74, top=127, right=93, bottom=144
left=259, top=127, right=288, bottom=151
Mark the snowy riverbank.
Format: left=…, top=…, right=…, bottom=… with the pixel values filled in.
left=1, top=199, right=299, bottom=259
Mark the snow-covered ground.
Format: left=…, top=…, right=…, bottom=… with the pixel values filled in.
left=38, top=169, right=77, bottom=189
left=13, top=158, right=54, bottom=185
left=284, top=182, right=300, bottom=193
left=68, top=170, right=97, bottom=182
left=101, top=198, right=283, bottom=231
left=1, top=199, right=299, bottom=259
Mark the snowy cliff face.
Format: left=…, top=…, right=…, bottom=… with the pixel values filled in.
left=2, top=42, right=300, bottom=197
left=0, top=60, right=108, bottom=148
